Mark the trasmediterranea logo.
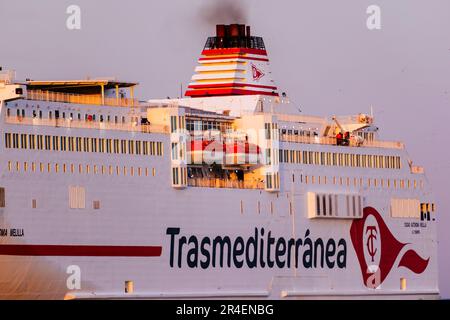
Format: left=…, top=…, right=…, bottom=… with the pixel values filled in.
left=350, top=207, right=430, bottom=288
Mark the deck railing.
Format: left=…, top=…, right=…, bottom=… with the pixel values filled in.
left=188, top=177, right=264, bottom=189
left=5, top=115, right=169, bottom=134
left=279, top=134, right=404, bottom=149
left=26, top=90, right=139, bottom=107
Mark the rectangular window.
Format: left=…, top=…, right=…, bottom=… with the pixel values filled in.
left=149, top=142, right=155, bottom=155
left=91, top=138, right=97, bottom=153
left=121, top=140, right=127, bottom=154
left=378, top=155, right=384, bottom=168
left=83, top=137, right=89, bottom=152
left=171, top=116, right=177, bottom=133
left=12, top=133, right=19, bottom=148
left=172, top=167, right=179, bottom=185
left=344, top=154, right=349, bottom=167
left=69, top=186, right=85, bottom=209
left=4, top=133, right=11, bottom=148
left=264, top=123, right=271, bottom=140
left=113, top=139, right=119, bottom=154
left=21, top=134, right=27, bottom=149
left=171, top=143, right=178, bottom=160
left=128, top=140, right=134, bottom=154
left=368, top=155, right=373, bottom=168
left=68, top=137, right=74, bottom=152
left=98, top=138, right=105, bottom=153
left=390, top=198, right=420, bottom=218
left=143, top=141, right=149, bottom=155
left=43, top=136, right=50, bottom=150
left=76, top=137, right=82, bottom=152
left=29, top=134, right=36, bottom=149
left=157, top=142, right=163, bottom=156
left=0, top=187, right=5, bottom=207
left=135, top=141, right=141, bottom=155
left=52, top=136, right=59, bottom=151
left=60, top=136, right=67, bottom=151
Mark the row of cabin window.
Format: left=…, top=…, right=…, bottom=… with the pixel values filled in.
left=0, top=185, right=104, bottom=210
left=7, top=161, right=157, bottom=177
left=300, top=174, right=423, bottom=189
left=240, top=199, right=287, bottom=215
left=4, top=133, right=163, bottom=156
left=8, top=107, right=129, bottom=124
left=185, top=119, right=231, bottom=132
left=279, top=149, right=401, bottom=169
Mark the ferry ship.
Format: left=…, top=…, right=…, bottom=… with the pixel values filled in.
left=0, top=24, right=439, bottom=299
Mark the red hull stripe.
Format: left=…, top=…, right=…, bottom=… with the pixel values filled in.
left=185, top=88, right=279, bottom=97
left=202, top=48, right=267, bottom=56
left=199, top=56, right=269, bottom=62
left=188, top=83, right=278, bottom=90
left=0, top=244, right=162, bottom=257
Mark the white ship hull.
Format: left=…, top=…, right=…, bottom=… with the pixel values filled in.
left=0, top=130, right=439, bottom=299
left=0, top=23, right=439, bottom=299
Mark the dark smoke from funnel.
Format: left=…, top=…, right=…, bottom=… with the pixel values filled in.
left=199, top=0, right=248, bottom=25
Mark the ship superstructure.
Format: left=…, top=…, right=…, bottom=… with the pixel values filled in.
left=0, top=25, right=438, bottom=299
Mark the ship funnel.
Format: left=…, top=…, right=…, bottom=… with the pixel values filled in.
left=185, top=24, right=278, bottom=98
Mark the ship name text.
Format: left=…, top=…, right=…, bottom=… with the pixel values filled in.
left=166, top=227, right=347, bottom=269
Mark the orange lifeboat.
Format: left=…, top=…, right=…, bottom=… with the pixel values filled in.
left=188, top=139, right=261, bottom=166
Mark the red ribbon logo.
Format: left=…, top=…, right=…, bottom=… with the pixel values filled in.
left=350, top=207, right=429, bottom=288
left=251, top=64, right=265, bottom=81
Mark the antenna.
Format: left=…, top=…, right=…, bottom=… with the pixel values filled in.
left=370, top=105, right=374, bottom=118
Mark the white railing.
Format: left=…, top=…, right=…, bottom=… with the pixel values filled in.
left=5, top=115, right=169, bottom=134
left=279, top=134, right=404, bottom=149
left=188, top=177, right=264, bottom=189
left=26, top=90, right=139, bottom=107
left=280, top=134, right=336, bottom=145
